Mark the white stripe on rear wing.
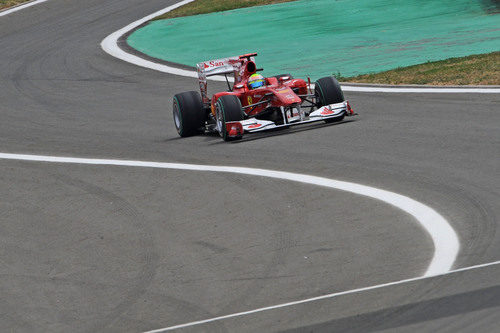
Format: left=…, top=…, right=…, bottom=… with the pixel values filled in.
left=196, top=57, right=239, bottom=77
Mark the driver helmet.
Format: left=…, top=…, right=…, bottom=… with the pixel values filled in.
left=248, top=74, right=265, bottom=89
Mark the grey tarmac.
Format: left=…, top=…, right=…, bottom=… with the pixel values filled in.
left=0, top=0, right=499, bottom=332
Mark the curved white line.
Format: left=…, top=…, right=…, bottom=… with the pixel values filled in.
left=0, top=0, right=50, bottom=17
left=101, top=0, right=500, bottom=94
left=0, top=152, right=459, bottom=276
left=100, top=0, right=217, bottom=79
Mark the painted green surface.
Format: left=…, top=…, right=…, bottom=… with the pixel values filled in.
left=128, top=0, right=500, bottom=78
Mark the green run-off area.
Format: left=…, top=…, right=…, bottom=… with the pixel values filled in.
left=128, top=0, right=500, bottom=78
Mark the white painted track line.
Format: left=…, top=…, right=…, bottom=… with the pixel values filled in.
left=144, top=260, right=500, bottom=332
left=341, top=85, right=500, bottom=94
left=101, top=0, right=500, bottom=93
left=0, top=0, right=49, bottom=17
left=0, top=151, right=459, bottom=277
left=100, top=0, right=227, bottom=82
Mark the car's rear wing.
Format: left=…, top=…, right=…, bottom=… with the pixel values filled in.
left=196, top=57, right=240, bottom=77
left=197, top=53, right=257, bottom=107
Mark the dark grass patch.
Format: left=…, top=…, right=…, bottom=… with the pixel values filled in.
left=337, top=52, right=500, bottom=85
left=0, top=0, right=31, bottom=10
left=154, top=0, right=297, bottom=20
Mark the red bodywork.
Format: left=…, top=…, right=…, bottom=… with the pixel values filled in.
left=198, top=53, right=308, bottom=117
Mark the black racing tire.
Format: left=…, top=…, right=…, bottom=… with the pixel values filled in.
left=274, top=74, right=293, bottom=80
left=172, top=91, right=205, bottom=137
left=315, top=76, right=344, bottom=106
left=215, top=95, right=244, bottom=141
left=314, top=76, right=345, bottom=123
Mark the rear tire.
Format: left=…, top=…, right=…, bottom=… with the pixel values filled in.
left=314, top=76, right=345, bottom=123
left=215, top=95, right=244, bottom=141
left=172, top=91, right=205, bottom=137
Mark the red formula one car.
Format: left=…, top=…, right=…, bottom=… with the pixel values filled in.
left=172, top=53, right=356, bottom=141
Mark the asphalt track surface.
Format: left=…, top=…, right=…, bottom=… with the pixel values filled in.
left=0, top=1, right=499, bottom=332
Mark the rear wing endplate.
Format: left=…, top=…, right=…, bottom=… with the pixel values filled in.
left=196, top=54, right=257, bottom=107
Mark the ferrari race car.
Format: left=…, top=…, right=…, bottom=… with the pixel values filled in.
left=172, top=53, right=356, bottom=141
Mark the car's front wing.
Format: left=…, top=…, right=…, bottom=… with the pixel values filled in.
left=239, top=101, right=354, bottom=133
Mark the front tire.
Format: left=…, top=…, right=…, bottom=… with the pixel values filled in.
left=172, top=91, right=205, bottom=137
left=314, top=76, right=345, bottom=123
left=215, top=95, right=244, bottom=141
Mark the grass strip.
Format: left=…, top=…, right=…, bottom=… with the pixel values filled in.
left=154, top=0, right=296, bottom=20
left=0, top=0, right=31, bottom=10
left=338, top=52, right=500, bottom=86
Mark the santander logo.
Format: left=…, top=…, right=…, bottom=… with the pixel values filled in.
left=248, top=123, right=262, bottom=129
left=204, top=60, right=224, bottom=69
